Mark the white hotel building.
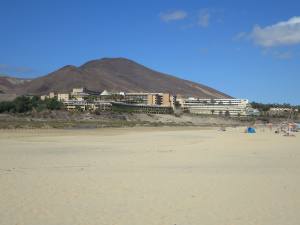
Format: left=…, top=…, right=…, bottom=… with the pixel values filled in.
left=178, top=98, right=251, bottom=116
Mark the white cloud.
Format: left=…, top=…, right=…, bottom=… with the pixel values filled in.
left=160, top=8, right=223, bottom=28
left=160, top=10, right=187, bottom=22
left=250, top=17, right=300, bottom=47
left=198, top=9, right=211, bottom=27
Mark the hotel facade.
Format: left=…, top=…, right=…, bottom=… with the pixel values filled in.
left=40, top=87, right=253, bottom=116
left=178, top=98, right=251, bottom=116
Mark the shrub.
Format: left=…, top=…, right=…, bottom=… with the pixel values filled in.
left=0, top=101, right=15, bottom=113
left=0, top=96, right=63, bottom=114
left=45, top=98, right=63, bottom=110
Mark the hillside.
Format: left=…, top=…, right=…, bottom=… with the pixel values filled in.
left=0, top=75, right=31, bottom=94
left=3, top=58, right=231, bottom=99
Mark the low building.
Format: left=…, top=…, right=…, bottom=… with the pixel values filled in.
left=147, top=93, right=173, bottom=107
left=162, top=93, right=174, bottom=107
left=178, top=98, right=250, bottom=116
left=72, top=87, right=100, bottom=96
left=112, top=102, right=173, bottom=114
left=64, top=100, right=87, bottom=111
left=246, top=108, right=261, bottom=116
left=92, top=101, right=112, bottom=111
left=40, top=95, right=48, bottom=101
left=49, top=92, right=56, bottom=98
left=71, top=87, right=101, bottom=101
left=40, top=89, right=175, bottom=113
left=63, top=100, right=112, bottom=111
left=123, top=92, right=174, bottom=107
left=41, top=92, right=70, bottom=102
left=57, top=93, right=69, bottom=102
left=99, top=90, right=124, bottom=101
left=40, top=92, right=57, bottom=100
left=269, top=107, right=293, bottom=116
left=100, top=90, right=111, bottom=96
left=123, top=93, right=149, bottom=105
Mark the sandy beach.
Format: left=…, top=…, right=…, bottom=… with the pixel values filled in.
left=0, top=127, right=299, bottom=225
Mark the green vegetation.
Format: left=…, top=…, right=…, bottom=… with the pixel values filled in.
left=45, top=98, right=64, bottom=110
left=112, top=105, right=136, bottom=113
left=0, top=96, right=63, bottom=113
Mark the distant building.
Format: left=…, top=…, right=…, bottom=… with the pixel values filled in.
left=112, top=102, right=173, bottom=114
left=63, top=100, right=87, bottom=111
left=72, top=88, right=86, bottom=94
left=269, top=107, right=293, bottom=116
left=57, top=93, right=69, bottom=102
left=40, top=89, right=175, bottom=113
left=123, top=93, right=149, bottom=105
left=40, top=92, right=56, bottom=100
left=38, top=87, right=256, bottom=117
left=72, top=87, right=100, bottom=95
left=100, top=90, right=111, bottom=96
left=123, top=92, right=174, bottom=107
left=246, top=108, right=261, bottom=116
left=178, top=98, right=250, bottom=116
left=71, top=88, right=89, bottom=101
left=71, top=87, right=101, bottom=101
left=63, top=100, right=112, bottom=111
left=49, top=92, right=56, bottom=99
left=41, top=92, right=69, bottom=101
left=40, top=95, right=48, bottom=101
left=93, top=101, right=112, bottom=111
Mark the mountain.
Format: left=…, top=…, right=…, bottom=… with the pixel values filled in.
left=0, top=75, right=31, bottom=94
left=4, top=58, right=231, bottom=99
left=0, top=75, right=31, bottom=101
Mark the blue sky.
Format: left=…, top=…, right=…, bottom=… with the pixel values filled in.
left=0, top=0, right=300, bottom=104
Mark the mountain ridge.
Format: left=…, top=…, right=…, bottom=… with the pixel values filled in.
left=1, top=58, right=232, bottom=99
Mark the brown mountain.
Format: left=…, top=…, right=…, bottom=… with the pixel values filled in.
left=4, top=58, right=231, bottom=98
left=0, top=75, right=31, bottom=93
left=0, top=75, right=31, bottom=101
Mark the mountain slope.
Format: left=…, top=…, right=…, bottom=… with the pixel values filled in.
left=0, top=75, right=31, bottom=94
left=12, top=58, right=231, bottom=98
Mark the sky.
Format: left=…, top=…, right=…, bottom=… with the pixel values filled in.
left=0, top=0, right=300, bottom=104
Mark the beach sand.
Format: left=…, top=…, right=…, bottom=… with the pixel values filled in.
left=0, top=127, right=299, bottom=225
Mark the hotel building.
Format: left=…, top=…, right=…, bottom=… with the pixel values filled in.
left=178, top=98, right=250, bottom=116
left=123, top=92, right=173, bottom=107
left=40, top=87, right=254, bottom=116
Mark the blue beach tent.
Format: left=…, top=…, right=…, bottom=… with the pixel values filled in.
left=247, top=127, right=256, bottom=133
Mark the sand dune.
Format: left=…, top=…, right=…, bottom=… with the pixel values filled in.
left=0, top=127, right=299, bottom=225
